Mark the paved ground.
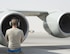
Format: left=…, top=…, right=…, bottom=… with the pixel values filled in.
left=0, top=32, right=70, bottom=54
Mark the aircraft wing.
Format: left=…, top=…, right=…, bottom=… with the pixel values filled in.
left=10, top=10, right=48, bottom=21
left=0, top=10, right=70, bottom=46
left=9, top=10, right=70, bottom=38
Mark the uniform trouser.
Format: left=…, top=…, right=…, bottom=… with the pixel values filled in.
left=7, top=48, right=22, bottom=54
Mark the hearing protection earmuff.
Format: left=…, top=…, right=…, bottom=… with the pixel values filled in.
left=9, top=19, right=20, bottom=27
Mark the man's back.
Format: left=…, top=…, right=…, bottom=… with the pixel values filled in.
left=5, top=28, right=24, bottom=49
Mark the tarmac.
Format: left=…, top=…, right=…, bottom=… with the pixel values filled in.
left=0, top=32, right=70, bottom=54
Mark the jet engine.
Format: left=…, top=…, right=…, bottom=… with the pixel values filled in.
left=43, top=11, right=70, bottom=38
left=0, top=11, right=29, bottom=46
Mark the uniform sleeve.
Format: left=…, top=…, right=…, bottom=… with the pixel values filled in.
left=5, top=30, right=8, bottom=43
left=21, top=31, right=25, bottom=43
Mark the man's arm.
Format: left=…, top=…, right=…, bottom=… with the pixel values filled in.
left=5, top=30, right=8, bottom=45
left=21, top=31, right=25, bottom=43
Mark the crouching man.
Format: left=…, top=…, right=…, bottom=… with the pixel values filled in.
left=5, top=18, right=25, bottom=54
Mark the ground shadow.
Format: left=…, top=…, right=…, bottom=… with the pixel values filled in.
left=23, top=45, right=70, bottom=50
left=0, top=45, right=70, bottom=54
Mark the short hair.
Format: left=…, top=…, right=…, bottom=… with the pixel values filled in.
left=10, top=18, right=18, bottom=26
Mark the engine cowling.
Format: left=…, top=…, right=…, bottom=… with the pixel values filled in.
left=43, top=11, right=70, bottom=38
left=0, top=11, right=29, bottom=46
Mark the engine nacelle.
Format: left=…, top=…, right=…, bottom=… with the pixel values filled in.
left=43, top=11, right=70, bottom=38
left=0, top=11, right=29, bottom=46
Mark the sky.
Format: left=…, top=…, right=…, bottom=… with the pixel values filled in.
left=0, top=0, right=70, bottom=32
left=0, top=0, right=70, bottom=12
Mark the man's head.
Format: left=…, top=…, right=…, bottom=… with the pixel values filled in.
left=9, top=18, right=20, bottom=27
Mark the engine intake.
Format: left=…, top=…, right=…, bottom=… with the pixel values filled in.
left=0, top=11, right=29, bottom=46
left=59, top=13, right=70, bottom=33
